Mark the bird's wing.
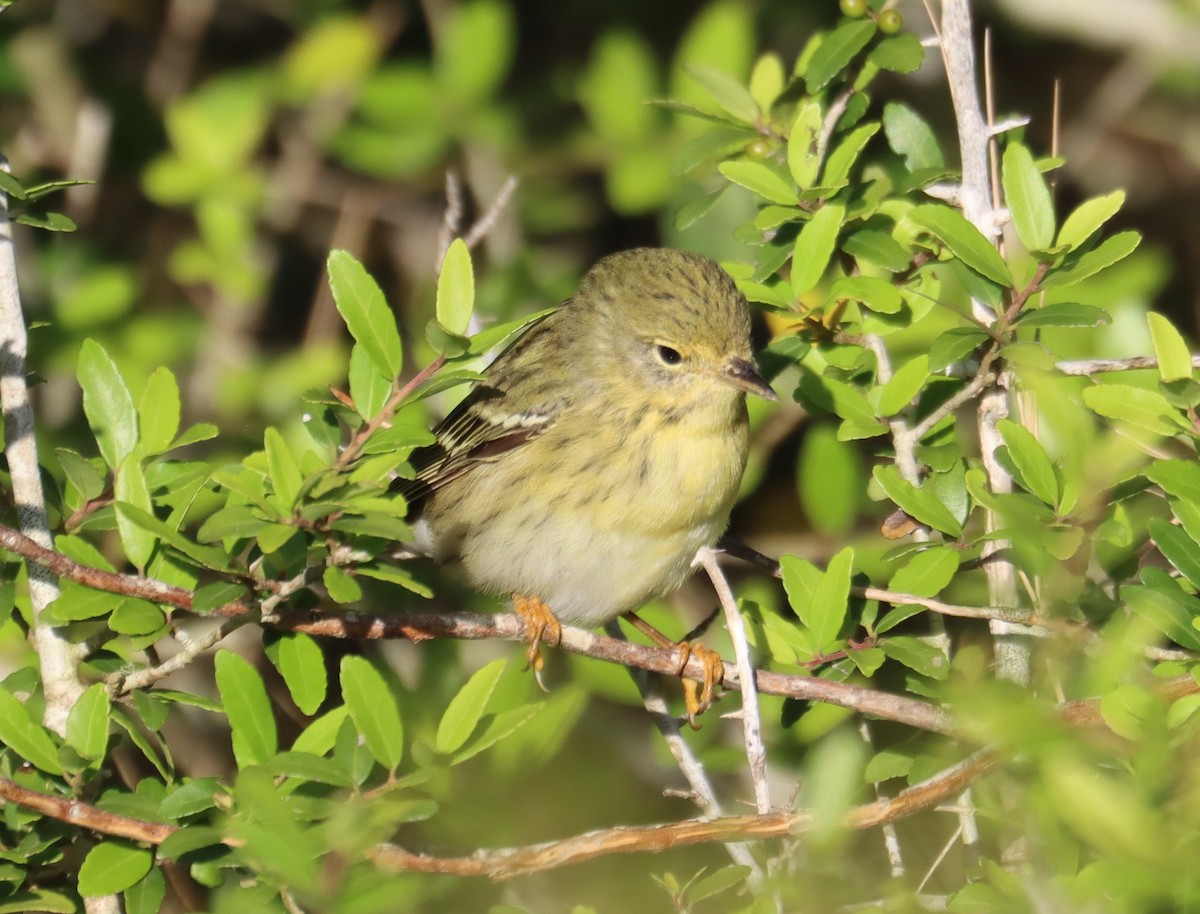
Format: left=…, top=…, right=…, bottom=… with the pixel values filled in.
left=390, top=313, right=569, bottom=507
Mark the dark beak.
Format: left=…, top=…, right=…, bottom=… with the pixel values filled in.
left=724, top=357, right=778, bottom=401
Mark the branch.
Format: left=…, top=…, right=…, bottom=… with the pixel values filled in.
left=0, top=160, right=86, bottom=737
left=612, top=621, right=763, bottom=881
left=697, top=547, right=770, bottom=814
left=2, top=680, right=1195, bottom=880
left=0, top=778, right=175, bottom=844
left=369, top=750, right=999, bottom=879
left=1055, top=354, right=1200, bottom=375
left=0, top=522, right=952, bottom=733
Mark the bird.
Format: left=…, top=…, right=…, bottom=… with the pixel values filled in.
left=393, top=247, right=776, bottom=716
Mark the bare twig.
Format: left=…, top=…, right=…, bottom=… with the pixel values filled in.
left=462, top=175, right=519, bottom=252
left=1055, top=354, right=1200, bottom=375
left=611, top=621, right=763, bottom=881
left=0, top=160, right=86, bottom=736
left=697, top=546, right=770, bottom=814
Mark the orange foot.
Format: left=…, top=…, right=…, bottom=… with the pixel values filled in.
left=622, top=612, right=725, bottom=726
left=676, top=640, right=725, bottom=727
left=512, top=594, right=562, bottom=687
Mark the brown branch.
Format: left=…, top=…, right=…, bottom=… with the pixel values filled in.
left=1, top=681, right=1195, bottom=880
left=0, top=522, right=952, bottom=733
left=369, top=750, right=999, bottom=879
left=0, top=778, right=175, bottom=844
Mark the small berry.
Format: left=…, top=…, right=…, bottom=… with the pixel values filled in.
left=839, top=0, right=868, bottom=18
left=878, top=8, right=903, bottom=33
left=745, top=138, right=773, bottom=160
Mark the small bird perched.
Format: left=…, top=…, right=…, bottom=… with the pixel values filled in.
left=395, top=247, right=776, bottom=714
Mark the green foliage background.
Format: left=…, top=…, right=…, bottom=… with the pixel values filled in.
left=3, top=0, right=1200, bottom=912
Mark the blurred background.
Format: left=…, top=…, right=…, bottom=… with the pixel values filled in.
left=3, top=0, right=1200, bottom=909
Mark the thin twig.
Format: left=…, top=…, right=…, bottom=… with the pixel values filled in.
left=697, top=547, right=770, bottom=814
left=610, top=622, right=763, bottom=881
left=462, top=175, right=519, bottom=251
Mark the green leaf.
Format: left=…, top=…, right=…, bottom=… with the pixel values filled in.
left=843, top=229, right=911, bottom=272
left=878, top=355, right=929, bottom=416
left=327, top=249, right=403, bottom=378
left=717, top=160, right=796, bottom=205
left=0, top=170, right=27, bottom=199
left=124, top=866, right=166, bottom=914
left=910, top=204, right=1011, bottom=287
left=805, top=20, right=876, bottom=92
left=115, top=455, right=155, bottom=569
left=801, top=547, right=852, bottom=653
left=0, top=891, right=78, bottom=913
left=116, top=503, right=233, bottom=572
left=688, top=865, right=753, bottom=904
left=873, top=465, right=963, bottom=537
left=1056, top=190, right=1125, bottom=251
left=137, top=367, right=181, bottom=455
left=197, top=504, right=267, bottom=542
left=66, top=682, right=111, bottom=761
left=436, top=237, right=475, bottom=336
left=56, top=448, right=106, bottom=502
left=157, top=825, right=224, bottom=861
left=214, top=650, right=277, bottom=767
left=263, top=631, right=327, bottom=716
left=748, top=53, right=785, bottom=112
left=78, top=339, right=138, bottom=470
left=264, top=427, right=303, bottom=510
left=880, top=635, right=948, bottom=679
left=888, top=546, right=959, bottom=598
left=997, top=418, right=1059, bottom=507
left=16, top=211, right=77, bottom=232
left=1148, top=519, right=1200, bottom=589
left=341, top=656, right=404, bottom=771
left=436, top=657, right=507, bottom=754
left=170, top=422, right=219, bottom=449
left=435, top=0, right=514, bottom=105
left=0, top=686, right=63, bottom=774
left=828, top=276, right=902, bottom=314
left=686, top=64, right=758, bottom=124
left=1001, top=142, right=1054, bottom=252
left=323, top=565, right=362, bottom=604
left=1147, top=312, right=1193, bottom=382
left=821, top=122, right=879, bottom=189
left=1082, top=384, right=1189, bottom=437
left=192, top=581, right=247, bottom=613
left=791, top=203, right=845, bottom=298
left=348, top=343, right=391, bottom=420
left=451, top=702, right=543, bottom=764
left=1017, top=302, right=1111, bottom=328
left=1125, top=582, right=1200, bottom=651
left=869, top=33, right=924, bottom=73
left=269, top=751, right=352, bottom=787
left=787, top=102, right=822, bottom=189
left=1144, top=459, right=1200, bottom=504
left=1041, top=230, right=1141, bottom=288
left=882, top=102, right=944, bottom=171
left=109, top=598, right=166, bottom=636
left=78, top=842, right=153, bottom=896
left=928, top=327, right=989, bottom=372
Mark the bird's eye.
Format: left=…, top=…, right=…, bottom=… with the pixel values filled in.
left=655, top=345, right=683, bottom=366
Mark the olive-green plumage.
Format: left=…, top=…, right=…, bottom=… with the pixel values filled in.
left=396, top=247, right=775, bottom=628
